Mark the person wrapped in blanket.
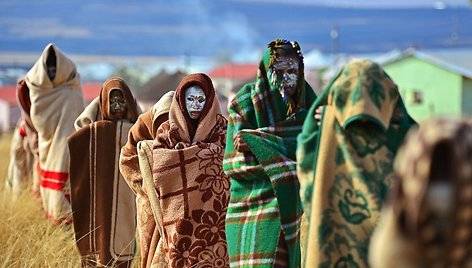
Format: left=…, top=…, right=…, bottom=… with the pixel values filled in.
left=119, top=90, right=174, bottom=268
left=121, top=73, right=230, bottom=267
left=5, top=78, right=40, bottom=197
left=369, top=118, right=472, bottom=268
left=296, top=59, right=416, bottom=268
left=68, top=77, right=141, bottom=267
left=5, top=118, right=36, bottom=197
left=223, top=38, right=317, bottom=267
left=25, top=43, right=85, bottom=224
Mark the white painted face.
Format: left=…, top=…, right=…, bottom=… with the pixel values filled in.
left=185, top=85, right=206, bottom=120
left=271, top=55, right=300, bottom=98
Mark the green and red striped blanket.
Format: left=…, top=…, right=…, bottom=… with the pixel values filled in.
left=223, top=40, right=316, bottom=268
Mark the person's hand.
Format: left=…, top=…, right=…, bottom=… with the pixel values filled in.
left=314, top=106, right=325, bottom=125
left=234, top=132, right=250, bottom=152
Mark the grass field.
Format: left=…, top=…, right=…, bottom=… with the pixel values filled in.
left=0, top=132, right=143, bottom=267
left=0, top=132, right=82, bottom=267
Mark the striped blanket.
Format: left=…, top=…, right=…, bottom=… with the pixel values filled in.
left=69, top=120, right=136, bottom=267
left=25, top=43, right=84, bottom=224
left=68, top=77, right=140, bottom=267
left=223, top=40, right=316, bottom=267
left=296, top=59, right=416, bottom=268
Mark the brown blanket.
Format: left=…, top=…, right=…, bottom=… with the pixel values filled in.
left=151, top=73, right=229, bottom=267
left=68, top=77, right=140, bottom=267
left=120, top=91, right=174, bottom=268
left=69, top=121, right=136, bottom=267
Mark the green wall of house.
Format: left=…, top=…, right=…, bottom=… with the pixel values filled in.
left=383, top=56, right=462, bottom=122
left=462, top=78, right=472, bottom=116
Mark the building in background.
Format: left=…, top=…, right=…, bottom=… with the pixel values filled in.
left=0, top=84, right=19, bottom=132
left=318, top=48, right=472, bottom=123
left=0, top=99, right=11, bottom=132
left=136, top=70, right=187, bottom=111
left=380, top=48, right=472, bottom=122
left=208, top=63, right=258, bottom=116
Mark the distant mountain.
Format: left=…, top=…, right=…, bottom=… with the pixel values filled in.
left=0, top=0, right=471, bottom=61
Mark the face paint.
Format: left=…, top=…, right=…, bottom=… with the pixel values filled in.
left=185, top=85, right=206, bottom=120
left=109, top=89, right=127, bottom=120
left=271, top=55, right=300, bottom=99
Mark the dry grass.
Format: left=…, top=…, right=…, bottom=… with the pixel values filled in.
left=0, top=132, right=140, bottom=268
left=0, top=132, right=82, bottom=267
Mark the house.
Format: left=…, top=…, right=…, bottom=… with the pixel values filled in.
left=208, top=63, right=258, bottom=115
left=0, top=99, right=11, bottom=132
left=81, top=82, right=103, bottom=104
left=136, top=70, right=187, bottom=111
left=379, top=48, right=472, bottom=122
left=0, top=84, right=20, bottom=132
left=208, top=63, right=257, bottom=96
left=0, top=82, right=101, bottom=132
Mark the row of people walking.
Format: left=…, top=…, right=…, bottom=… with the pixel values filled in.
left=5, top=38, right=470, bottom=268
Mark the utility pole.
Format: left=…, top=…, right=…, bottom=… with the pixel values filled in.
left=184, top=50, right=191, bottom=73
left=451, top=15, right=460, bottom=43
left=331, top=24, right=339, bottom=68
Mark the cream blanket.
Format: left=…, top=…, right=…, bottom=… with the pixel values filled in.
left=25, top=43, right=84, bottom=224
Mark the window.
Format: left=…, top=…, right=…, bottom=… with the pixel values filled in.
left=411, top=90, right=423, bottom=104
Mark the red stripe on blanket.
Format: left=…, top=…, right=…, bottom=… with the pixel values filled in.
left=18, top=124, right=27, bottom=137
left=41, top=179, right=66, bottom=190
left=40, top=169, right=69, bottom=181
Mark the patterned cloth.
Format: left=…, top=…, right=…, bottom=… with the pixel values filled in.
left=151, top=73, right=229, bottom=267
left=223, top=39, right=316, bottom=267
left=25, top=43, right=84, bottom=224
left=369, top=118, right=472, bottom=268
left=68, top=77, right=140, bottom=267
left=120, top=91, right=174, bottom=268
left=296, top=59, right=416, bottom=268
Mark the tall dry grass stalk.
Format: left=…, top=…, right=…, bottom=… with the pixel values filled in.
left=0, top=133, right=82, bottom=267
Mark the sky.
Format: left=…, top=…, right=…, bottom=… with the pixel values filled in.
left=0, top=0, right=471, bottom=62
left=237, top=0, right=469, bottom=7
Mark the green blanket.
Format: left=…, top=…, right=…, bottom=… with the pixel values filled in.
left=297, top=59, right=416, bottom=268
left=223, top=39, right=317, bottom=268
